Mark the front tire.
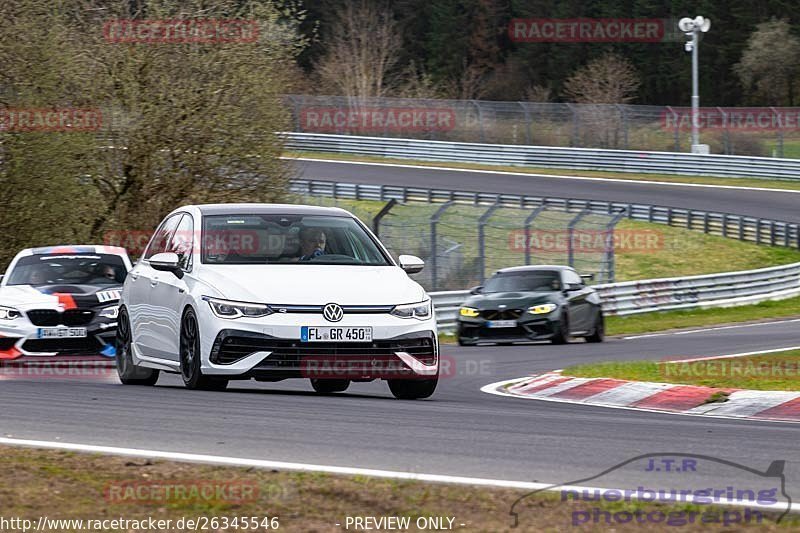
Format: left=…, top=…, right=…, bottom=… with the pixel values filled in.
left=585, top=312, right=605, bottom=343
left=310, top=379, right=350, bottom=394
left=116, top=308, right=159, bottom=386
left=550, top=313, right=570, bottom=345
left=180, top=309, right=229, bottom=391
left=388, top=377, right=438, bottom=399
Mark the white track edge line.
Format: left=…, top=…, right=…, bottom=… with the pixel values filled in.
left=286, top=157, right=799, bottom=194
left=623, top=318, right=800, bottom=340
left=0, top=436, right=796, bottom=515
left=666, top=345, right=800, bottom=364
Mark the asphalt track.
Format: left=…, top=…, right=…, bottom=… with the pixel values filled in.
left=3, top=159, right=799, bottom=520
left=1, top=320, right=799, bottom=500
left=290, top=158, right=800, bottom=223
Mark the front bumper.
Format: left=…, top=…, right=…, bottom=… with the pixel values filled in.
left=197, top=305, right=439, bottom=379
left=0, top=315, right=118, bottom=360
left=457, top=313, right=560, bottom=343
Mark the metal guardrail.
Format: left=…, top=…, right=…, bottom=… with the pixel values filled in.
left=431, top=262, right=800, bottom=331
left=284, top=132, right=800, bottom=180
left=289, top=179, right=800, bottom=250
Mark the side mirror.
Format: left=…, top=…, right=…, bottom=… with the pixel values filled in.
left=149, top=252, right=183, bottom=279
left=398, top=254, right=424, bottom=274
left=469, top=286, right=483, bottom=295
left=580, top=273, right=595, bottom=281
left=564, top=284, right=582, bottom=292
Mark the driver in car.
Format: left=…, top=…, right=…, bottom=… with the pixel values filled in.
left=298, top=227, right=327, bottom=261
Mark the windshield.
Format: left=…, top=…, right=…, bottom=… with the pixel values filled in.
left=201, top=214, right=391, bottom=266
left=483, top=271, right=561, bottom=293
left=6, top=254, right=127, bottom=286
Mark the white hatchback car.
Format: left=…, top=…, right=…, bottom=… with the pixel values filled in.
left=117, top=204, right=439, bottom=399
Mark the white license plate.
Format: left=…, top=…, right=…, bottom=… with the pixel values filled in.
left=487, top=320, right=517, bottom=329
left=37, top=327, right=87, bottom=339
left=301, top=326, right=372, bottom=342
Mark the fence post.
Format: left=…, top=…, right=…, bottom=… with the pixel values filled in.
left=567, top=209, right=591, bottom=268
left=471, top=100, right=485, bottom=143
left=666, top=106, right=680, bottom=151
left=617, top=104, right=629, bottom=149
left=430, top=202, right=454, bottom=291
left=372, top=199, right=397, bottom=237
left=524, top=205, right=548, bottom=266
left=477, top=203, right=502, bottom=283
left=521, top=102, right=532, bottom=145
left=717, top=107, right=730, bottom=155
left=603, top=207, right=628, bottom=283
left=567, top=103, right=580, bottom=146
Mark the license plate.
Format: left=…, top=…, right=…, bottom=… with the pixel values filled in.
left=487, top=320, right=517, bottom=328
left=301, top=326, right=373, bottom=342
left=37, top=327, right=87, bottom=339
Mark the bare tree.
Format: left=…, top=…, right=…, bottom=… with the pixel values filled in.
left=562, top=54, right=640, bottom=149
left=735, top=19, right=800, bottom=106
left=314, top=1, right=402, bottom=100
left=563, top=53, right=641, bottom=104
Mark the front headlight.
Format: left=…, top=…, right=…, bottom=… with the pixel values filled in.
left=459, top=307, right=480, bottom=318
left=99, top=305, right=119, bottom=319
left=391, top=300, right=432, bottom=320
left=203, top=296, right=272, bottom=319
left=0, top=305, right=21, bottom=320
left=528, top=303, right=557, bottom=315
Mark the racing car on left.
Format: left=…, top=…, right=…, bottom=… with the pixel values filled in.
left=0, top=245, right=132, bottom=363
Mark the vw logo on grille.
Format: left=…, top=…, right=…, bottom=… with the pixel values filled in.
left=322, top=303, right=344, bottom=322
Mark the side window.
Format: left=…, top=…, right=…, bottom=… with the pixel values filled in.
left=144, top=214, right=182, bottom=260
left=169, top=214, right=194, bottom=270
left=562, top=270, right=583, bottom=288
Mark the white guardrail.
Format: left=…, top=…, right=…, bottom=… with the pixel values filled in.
left=284, top=132, right=800, bottom=180
left=431, top=262, right=800, bottom=332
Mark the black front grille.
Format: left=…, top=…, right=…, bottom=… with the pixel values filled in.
left=21, top=337, right=103, bottom=355
left=212, top=332, right=436, bottom=366
left=26, top=309, right=95, bottom=326
left=480, top=309, right=524, bottom=320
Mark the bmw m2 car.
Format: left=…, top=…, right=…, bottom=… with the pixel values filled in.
left=0, top=245, right=132, bottom=362
left=117, top=204, right=439, bottom=399
left=457, top=265, right=604, bottom=345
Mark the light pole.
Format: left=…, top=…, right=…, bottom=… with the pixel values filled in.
left=679, top=16, right=711, bottom=153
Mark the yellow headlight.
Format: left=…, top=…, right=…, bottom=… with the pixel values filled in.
left=459, top=307, right=480, bottom=317
left=528, top=304, right=557, bottom=315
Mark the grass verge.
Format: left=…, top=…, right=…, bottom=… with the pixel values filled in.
left=286, top=150, right=800, bottom=192
left=563, top=350, right=800, bottom=392
left=1, top=446, right=792, bottom=531
left=605, top=296, right=800, bottom=336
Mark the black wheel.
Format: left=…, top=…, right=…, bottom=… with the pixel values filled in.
left=388, top=377, right=438, bottom=399
left=551, top=313, right=570, bottom=345
left=585, top=311, right=605, bottom=343
left=180, top=309, right=228, bottom=391
left=310, top=379, right=350, bottom=394
left=116, top=307, right=159, bottom=386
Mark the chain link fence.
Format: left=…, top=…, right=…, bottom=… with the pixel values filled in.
left=295, top=193, right=623, bottom=292
left=286, top=95, right=799, bottom=157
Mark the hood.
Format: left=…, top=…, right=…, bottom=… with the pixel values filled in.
left=0, top=284, right=122, bottom=310
left=196, top=265, right=426, bottom=305
left=463, top=291, right=557, bottom=309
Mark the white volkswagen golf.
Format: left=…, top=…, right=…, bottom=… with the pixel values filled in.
left=117, top=204, right=439, bottom=399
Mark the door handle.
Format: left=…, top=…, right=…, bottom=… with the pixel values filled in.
left=150, top=279, right=159, bottom=287
left=130, top=273, right=139, bottom=281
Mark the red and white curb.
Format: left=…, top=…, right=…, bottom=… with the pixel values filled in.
left=481, top=372, right=800, bottom=423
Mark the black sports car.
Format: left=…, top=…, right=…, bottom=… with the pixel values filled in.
left=456, top=265, right=604, bottom=345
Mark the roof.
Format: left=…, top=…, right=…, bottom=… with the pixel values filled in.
left=27, top=245, right=128, bottom=256
left=495, top=265, right=575, bottom=274
left=191, top=203, right=353, bottom=217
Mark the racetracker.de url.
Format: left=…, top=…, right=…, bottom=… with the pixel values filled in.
left=0, top=516, right=280, bottom=532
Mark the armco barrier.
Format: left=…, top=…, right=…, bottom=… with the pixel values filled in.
left=431, top=262, right=800, bottom=332
left=290, top=179, right=800, bottom=249
left=284, top=132, right=800, bottom=180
